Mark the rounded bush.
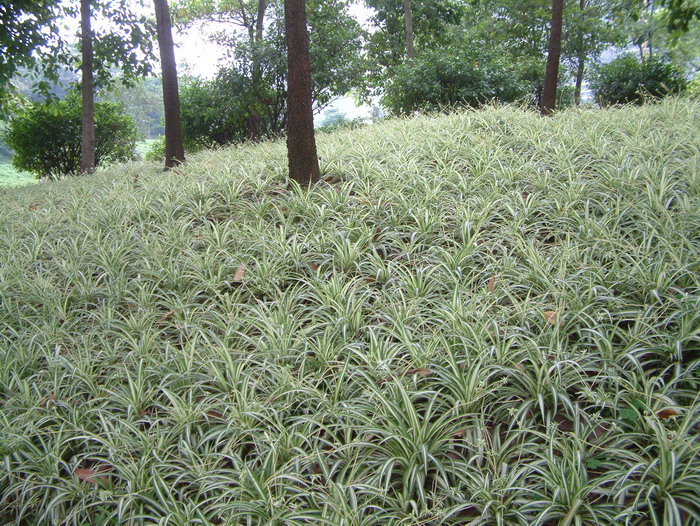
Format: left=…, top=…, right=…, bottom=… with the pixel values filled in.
left=179, top=73, right=251, bottom=152
left=381, top=50, right=530, bottom=115
left=590, top=54, right=687, bottom=106
left=3, top=93, right=139, bottom=179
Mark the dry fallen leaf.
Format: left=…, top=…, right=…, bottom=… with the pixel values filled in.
left=657, top=408, right=679, bottom=419
left=39, top=394, right=57, bottom=407
left=75, top=465, right=110, bottom=484
left=401, top=368, right=431, bottom=377
left=545, top=310, right=558, bottom=325
left=309, top=262, right=319, bottom=272
left=487, top=276, right=496, bottom=293
left=233, top=265, right=246, bottom=283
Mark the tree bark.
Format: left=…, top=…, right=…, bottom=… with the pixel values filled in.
left=404, top=0, right=415, bottom=59
left=154, top=0, right=185, bottom=169
left=80, top=0, right=95, bottom=174
left=284, top=0, right=320, bottom=186
left=573, top=0, right=586, bottom=106
left=639, top=0, right=652, bottom=58
left=540, top=0, right=564, bottom=116
left=247, top=0, right=268, bottom=141
left=574, top=53, right=585, bottom=106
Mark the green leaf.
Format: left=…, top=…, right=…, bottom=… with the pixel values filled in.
left=620, top=407, right=639, bottom=422
left=631, top=399, right=646, bottom=411
left=586, top=457, right=604, bottom=470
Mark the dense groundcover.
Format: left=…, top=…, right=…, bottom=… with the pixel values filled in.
left=1, top=100, right=699, bottom=525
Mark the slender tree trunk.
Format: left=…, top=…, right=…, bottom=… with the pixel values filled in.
left=574, top=54, right=585, bottom=106
left=247, top=0, right=268, bottom=140
left=540, top=0, right=564, bottom=116
left=574, top=0, right=586, bottom=106
left=639, top=0, right=652, bottom=58
left=80, top=0, right=95, bottom=174
left=154, top=0, right=185, bottom=168
left=284, top=0, right=320, bottom=186
left=404, top=0, right=415, bottom=59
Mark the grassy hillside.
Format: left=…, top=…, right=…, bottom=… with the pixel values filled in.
left=0, top=161, right=35, bottom=188
left=1, top=100, right=699, bottom=525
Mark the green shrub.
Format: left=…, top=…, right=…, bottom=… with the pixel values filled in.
left=144, top=135, right=165, bottom=162
left=590, top=54, right=687, bottom=106
left=3, top=94, right=139, bottom=179
left=381, top=50, right=530, bottom=115
left=178, top=71, right=255, bottom=153
left=688, top=73, right=700, bottom=99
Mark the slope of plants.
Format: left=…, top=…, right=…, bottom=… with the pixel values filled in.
left=1, top=100, right=699, bottom=525
left=0, top=162, right=35, bottom=188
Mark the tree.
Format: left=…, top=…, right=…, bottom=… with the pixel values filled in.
left=562, top=0, right=620, bottom=105
left=540, top=0, right=564, bottom=114
left=363, top=0, right=464, bottom=95
left=2, top=1, right=156, bottom=172
left=154, top=0, right=185, bottom=168
left=80, top=0, right=96, bottom=174
left=0, top=1, right=60, bottom=112
left=173, top=0, right=363, bottom=144
left=284, top=0, right=320, bottom=186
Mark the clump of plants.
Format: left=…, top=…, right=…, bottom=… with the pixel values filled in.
left=382, top=49, right=529, bottom=114
left=591, top=53, right=687, bottom=105
left=3, top=93, right=139, bottom=179
left=0, top=99, right=698, bottom=524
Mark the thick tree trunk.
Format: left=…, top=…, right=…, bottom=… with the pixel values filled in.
left=540, top=0, right=564, bottom=116
left=80, top=0, right=95, bottom=174
left=154, top=0, right=185, bottom=169
left=284, top=0, right=320, bottom=186
left=404, top=0, right=415, bottom=59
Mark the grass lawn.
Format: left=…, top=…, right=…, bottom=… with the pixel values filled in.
left=135, top=138, right=158, bottom=159
left=0, top=161, right=36, bottom=188
left=0, top=99, right=698, bottom=525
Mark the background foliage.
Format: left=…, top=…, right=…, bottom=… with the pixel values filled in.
left=4, top=94, right=140, bottom=179
left=591, top=53, right=688, bottom=105
left=381, top=49, right=530, bottom=114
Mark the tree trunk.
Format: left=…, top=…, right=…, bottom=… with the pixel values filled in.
left=639, top=0, right=652, bottom=58
left=80, top=0, right=95, bottom=174
left=573, top=0, right=586, bottom=106
left=247, top=0, right=268, bottom=141
left=154, top=0, right=185, bottom=169
left=574, top=53, right=585, bottom=106
left=404, top=0, right=415, bottom=59
left=284, top=0, right=320, bottom=186
left=540, top=0, right=564, bottom=116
